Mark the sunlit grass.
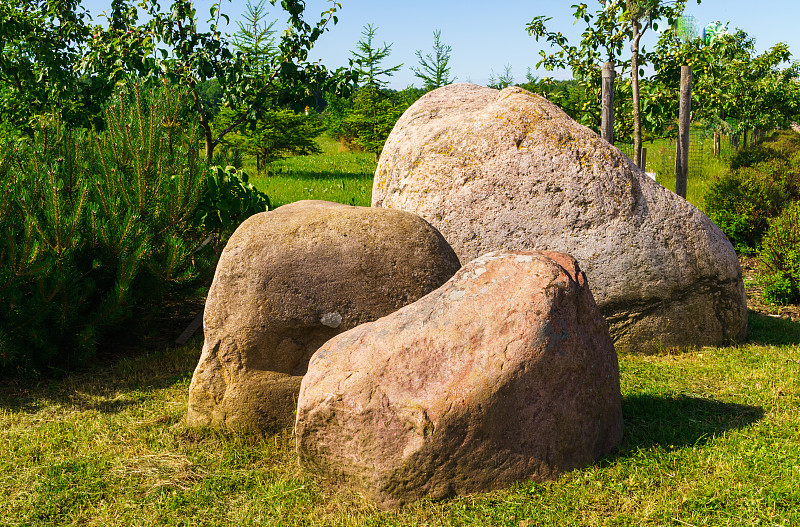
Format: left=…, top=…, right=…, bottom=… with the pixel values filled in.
left=617, top=132, right=734, bottom=209
left=2, top=315, right=799, bottom=525
left=245, top=135, right=376, bottom=209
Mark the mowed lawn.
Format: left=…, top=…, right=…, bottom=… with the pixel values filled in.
left=1, top=318, right=798, bottom=526
left=1, top=139, right=799, bottom=526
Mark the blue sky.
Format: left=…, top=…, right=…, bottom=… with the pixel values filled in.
left=79, top=0, right=800, bottom=90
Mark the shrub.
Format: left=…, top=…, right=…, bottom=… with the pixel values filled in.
left=704, top=130, right=800, bottom=253
left=0, top=82, right=208, bottom=376
left=758, top=201, right=800, bottom=305
left=703, top=166, right=790, bottom=253
left=193, top=165, right=271, bottom=243
left=730, top=129, right=800, bottom=169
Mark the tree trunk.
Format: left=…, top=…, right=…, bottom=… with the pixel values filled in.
left=714, top=131, right=721, bottom=157
left=192, top=89, right=216, bottom=164
left=675, top=66, right=692, bottom=199
left=201, top=118, right=215, bottom=164
left=631, top=20, right=643, bottom=168
left=601, top=62, right=615, bottom=145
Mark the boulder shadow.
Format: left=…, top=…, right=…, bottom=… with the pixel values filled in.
left=263, top=168, right=374, bottom=182
left=0, top=343, right=200, bottom=415
left=611, top=393, right=764, bottom=458
left=746, top=309, right=800, bottom=346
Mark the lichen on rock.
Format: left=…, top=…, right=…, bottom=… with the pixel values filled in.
left=373, top=83, right=747, bottom=351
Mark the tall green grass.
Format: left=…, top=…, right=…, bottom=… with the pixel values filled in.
left=247, top=135, right=376, bottom=208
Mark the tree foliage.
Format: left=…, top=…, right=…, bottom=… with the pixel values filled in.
left=0, top=0, right=93, bottom=129
left=351, top=24, right=402, bottom=90
left=232, top=0, right=277, bottom=79
left=210, top=0, right=323, bottom=171
left=324, top=25, right=410, bottom=158
left=137, top=0, right=352, bottom=162
left=214, top=106, right=323, bottom=171
left=324, top=87, right=416, bottom=157
left=526, top=1, right=695, bottom=137
left=1, top=0, right=354, bottom=160
left=412, top=30, right=455, bottom=91
left=651, top=27, right=800, bottom=136
left=519, top=75, right=589, bottom=121
left=488, top=65, right=515, bottom=89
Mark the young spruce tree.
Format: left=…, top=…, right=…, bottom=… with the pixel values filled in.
left=412, top=29, right=456, bottom=91
left=339, top=24, right=404, bottom=159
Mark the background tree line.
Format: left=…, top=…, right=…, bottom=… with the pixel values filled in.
left=3, top=0, right=800, bottom=375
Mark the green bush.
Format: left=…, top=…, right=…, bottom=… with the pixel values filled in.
left=193, top=165, right=271, bottom=241
left=704, top=130, right=800, bottom=253
left=703, top=167, right=790, bottom=253
left=0, top=83, right=208, bottom=375
left=758, top=201, right=800, bottom=305
left=730, top=129, right=800, bottom=169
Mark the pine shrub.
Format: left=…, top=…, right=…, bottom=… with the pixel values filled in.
left=0, top=82, right=208, bottom=375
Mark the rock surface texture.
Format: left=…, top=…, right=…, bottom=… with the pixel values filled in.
left=372, top=83, right=747, bottom=351
left=188, top=200, right=461, bottom=431
left=296, top=250, right=623, bottom=509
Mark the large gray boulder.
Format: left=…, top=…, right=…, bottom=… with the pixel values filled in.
left=372, top=83, right=747, bottom=351
left=296, top=250, right=623, bottom=509
left=187, top=200, right=461, bottom=431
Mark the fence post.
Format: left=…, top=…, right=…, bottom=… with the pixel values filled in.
left=602, top=62, right=615, bottom=145
left=641, top=147, right=647, bottom=173
left=675, top=65, right=692, bottom=199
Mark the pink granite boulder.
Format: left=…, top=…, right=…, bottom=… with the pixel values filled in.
left=296, top=250, right=623, bottom=509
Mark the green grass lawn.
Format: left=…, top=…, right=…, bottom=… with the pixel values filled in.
left=1, top=314, right=799, bottom=526
left=247, top=135, right=376, bottom=209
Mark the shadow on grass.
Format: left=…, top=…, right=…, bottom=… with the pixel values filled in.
left=747, top=309, right=800, bottom=346
left=0, top=341, right=201, bottom=415
left=264, top=169, right=375, bottom=181
left=614, top=394, right=764, bottom=457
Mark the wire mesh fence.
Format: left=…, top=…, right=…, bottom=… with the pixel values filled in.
left=614, top=131, right=747, bottom=206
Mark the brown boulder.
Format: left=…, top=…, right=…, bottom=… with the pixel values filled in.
left=187, top=200, right=461, bottom=431
left=372, top=83, right=747, bottom=351
left=296, top=250, right=623, bottom=509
